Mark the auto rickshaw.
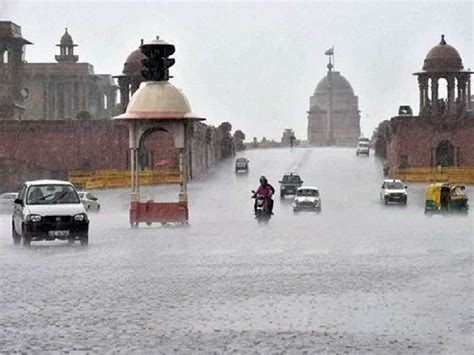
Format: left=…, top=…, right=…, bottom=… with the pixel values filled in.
left=424, top=183, right=469, bottom=213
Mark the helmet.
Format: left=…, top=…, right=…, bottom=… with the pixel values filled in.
left=259, top=175, right=267, bottom=184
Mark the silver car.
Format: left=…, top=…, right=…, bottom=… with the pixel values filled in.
left=293, top=187, right=321, bottom=212
left=78, top=191, right=101, bottom=212
left=0, top=192, right=18, bottom=213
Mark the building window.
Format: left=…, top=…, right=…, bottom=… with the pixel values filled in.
left=2, top=50, right=8, bottom=64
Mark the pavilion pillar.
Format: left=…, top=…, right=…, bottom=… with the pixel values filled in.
left=458, top=75, right=467, bottom=112
left=431, top=76, right=439, bottom=115
left=418, top=75, right=428, bottom=114
left=447, top=76, right=455, bottom=115
left=118, top=76, right=131, bottom=114
left=130, top=77, right=141, bottom=95
left=467, top=76, right=471, bottom=111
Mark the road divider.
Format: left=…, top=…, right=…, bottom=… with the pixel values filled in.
left=391, top=167, right=474, bottom=184
left=68, top=169, right=182, bottom=190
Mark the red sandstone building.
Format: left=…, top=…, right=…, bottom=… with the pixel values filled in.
left=386, top=35, right=473, bottom=168
left=0, top=23, right=236, bottom=192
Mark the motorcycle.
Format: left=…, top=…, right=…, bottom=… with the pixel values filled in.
left=252, top=190, right=273, bottom=220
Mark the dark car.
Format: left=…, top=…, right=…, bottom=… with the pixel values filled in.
left=279, top=173, right=303, bottom=197
left=235, top=157, right=249, bottom=172
left=398, top=105, right=413, bottom=116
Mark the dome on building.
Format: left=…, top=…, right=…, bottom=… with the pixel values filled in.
left=422, top=35, right=463, bottom=72
left=115, top=81, right=202, bottom=120
left=123, top=48, right=145, bottom=77
left=59, top=28, right=74, bottom=46
left=314, top=71, right=354, bottom=95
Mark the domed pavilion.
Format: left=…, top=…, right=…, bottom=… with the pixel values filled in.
left=55, top=28, right=78, bottom=63
left=115, top=43, right=146, bottom=113
left=307, top=62, right=360, bottom=146
left=414, top=34, right=471, bottom=117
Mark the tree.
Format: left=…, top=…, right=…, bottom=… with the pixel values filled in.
left=233, top=130, right=245, bottom=141
left=76, top=111, right=92, bottom=120
left=252, top=137, right=258, bottom=148
left=233, top=129, right=246, bottom=151
left=218, top=122, right=234, bottom=158
left=218, top=121, right=232, bottom=133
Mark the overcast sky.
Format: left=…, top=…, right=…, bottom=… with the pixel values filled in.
left=2, top=0, right=473, bottom=140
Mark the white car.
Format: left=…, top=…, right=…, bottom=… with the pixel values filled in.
left=356, top=141, right=370, bottom=156
left=12, top=180, right=89, bottom=246
left=0, top=192, right=18, bottom=213
left=78, top=191, right=101, bottom=211
left=293, top=186, right=321, bottom=212
left=380, top=179, right=408, bottom=205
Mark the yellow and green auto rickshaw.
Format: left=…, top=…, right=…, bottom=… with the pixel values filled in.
left=424, top=183, right=469, bottom=213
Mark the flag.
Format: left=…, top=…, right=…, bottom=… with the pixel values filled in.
left=324, top=47, right=334, bottom=55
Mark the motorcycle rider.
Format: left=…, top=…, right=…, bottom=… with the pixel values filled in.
left=253, top=175, right=275, bottom=214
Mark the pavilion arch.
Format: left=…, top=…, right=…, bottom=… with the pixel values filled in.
left=138, top=126, right=179, bottom=170
left=435, top=140, right=455, bottom=167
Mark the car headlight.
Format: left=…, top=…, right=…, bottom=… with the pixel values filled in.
left=26, top=214, right=41, bottom=222
left=74, top=213, right=88, bottom=222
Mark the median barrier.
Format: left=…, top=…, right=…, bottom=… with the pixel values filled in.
left=69, top=169, right=182, bottom=189
left=391, top=167, right=474, bottom=184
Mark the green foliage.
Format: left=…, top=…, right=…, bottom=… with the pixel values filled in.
left=233, top=130, right=245, bottom=141
left=76, top=111, right=92, bottom=120
left=218, top=122, right=232, bottom=133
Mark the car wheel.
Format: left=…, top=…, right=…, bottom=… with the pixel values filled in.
left=22, top=225, right=31, bottom=246
left=384, top=198, right=388, bottom=205
left=68, top=237, right=75, bottom=244
left=97, top=204, right=101, bottom=212
left=80, top=233, right=89, bottom=246
left=12, top=221, right=21, bottom=245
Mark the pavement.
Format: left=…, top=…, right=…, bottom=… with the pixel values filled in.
left=1, top=147, right=473, bottom=353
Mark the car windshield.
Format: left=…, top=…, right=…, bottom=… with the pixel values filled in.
left=26, top=184, right=80, bottom=205
left=297, top=189, right=318, bottom=197
left=385, top=181, right=404, bottom=189
left=283, top=175, right=301, bottom=183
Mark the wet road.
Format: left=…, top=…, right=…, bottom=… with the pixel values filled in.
left=1, top=148, right=473, bottom=353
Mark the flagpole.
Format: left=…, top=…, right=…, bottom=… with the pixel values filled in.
left=332, top=46, right=335, bottom=70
